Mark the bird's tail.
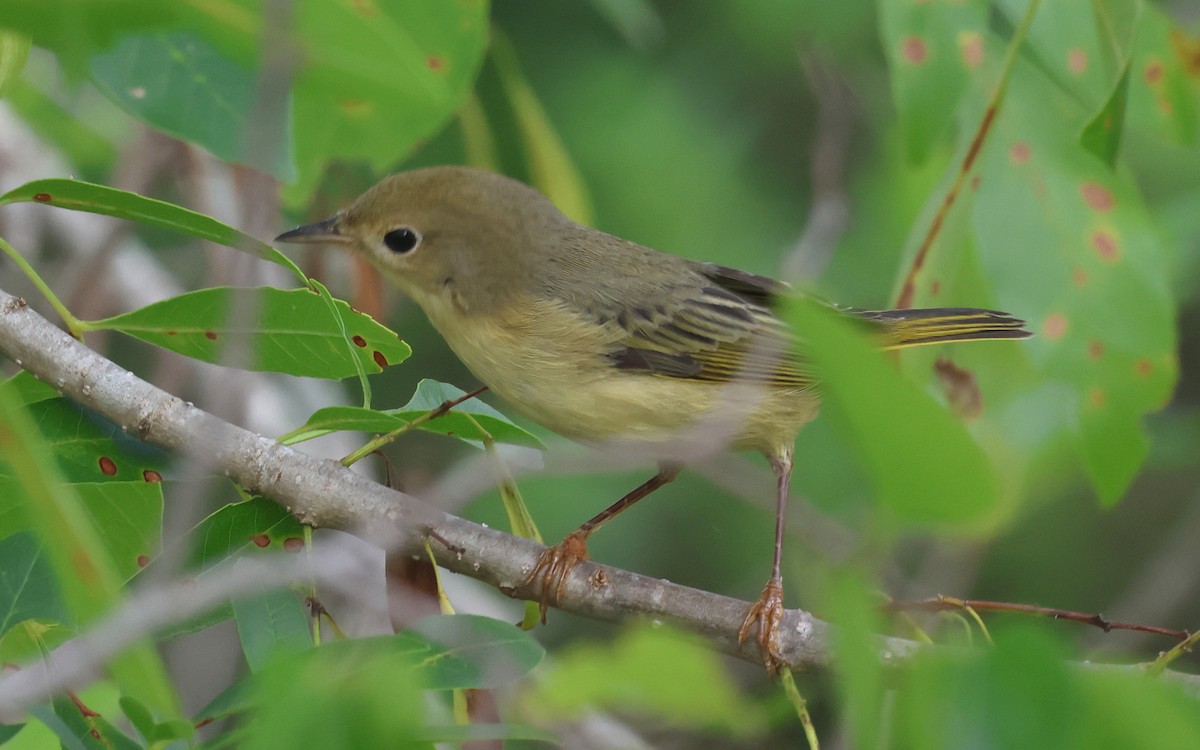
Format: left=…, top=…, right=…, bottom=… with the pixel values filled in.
left=856, top=307, right=1033, bottom=349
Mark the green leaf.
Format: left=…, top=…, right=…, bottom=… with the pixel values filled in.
left=878, top=0, right=989, bottom=161
left=0, top=0, right=178, bottom=79
left=232, top=584, right=312, bottom=672
left=826, top=570, right=886, bottom=750
left=90, top=30, right=294, bottom=180
left=48, top=694, right=142, bottom=750
left=971, top=57, right=1177, bottom=503
left=76, top=482, right=162, bottom=582
left=0, top=532, right=70, bottom=634
left=1080, top=61, right=1131, bottom=167
left=285, top=0, right=489, bottom=200
left=787, top=297, right=999, bottom=523
left=2, top=370, right=58, bottom=408
left=188, top=497, right=305, bottom=571
left=520, top=622, right=763, bottom=735
left=0, top=387, right=181, bottom=717
left=0, top=397, right=167, bottom=490
left=0, top=30, right=30, bottom=101
left=282, top=379, right=542, bottom=449
left=242, top=634, right=425, bottom=750
left=87, top=286, right=411, bottom=379
left=0, top=178, right=303, bottom=278
left=405, top=614, right=545, bottom=689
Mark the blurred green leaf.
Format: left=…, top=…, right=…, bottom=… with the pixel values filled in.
left=491, top=32, right=593, bottom=224
left=0, top=178, right=303, bottom=277
left=0, top=532, right=69, bottom=635
left=5, top=79, right=118, bottom=181
left=586, top=0, right=663, bottom=49
left=521, top=622, right=764, bottom=735
left=1126, top=7, right=1199, bottom=144
left=788, top=297, right=1000, bottom=523
left=1080, top=61, right=1131, bottom=167
left=2, top=370, right=58, bottom=408
left=232, top=584, right=312, bottom=672
left=242, top=633, right=426, bottom=750
left=826, top=570, right=886, bottom=750
left=0, top=0, right=177, bottom=79
left=878, top=0, right=988, bottom=162
left=416, top=723, right=559, bottom=744
left=286, top=0, right=489, bottom=200
left=90, top=30, right=294, bottom=180
left=405, top=614, right=545, bottom=689
left=0, top=30, right=29, bottom=101
left=48, top=694, right=142, bottom=750
left=87, top=286, right=411, bottom=379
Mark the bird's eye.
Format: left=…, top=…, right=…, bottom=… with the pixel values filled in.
left=383, top=228, right=420, bottom=254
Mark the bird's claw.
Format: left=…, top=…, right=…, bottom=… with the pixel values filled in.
left=523, top=531, right=590, bottom=622
left=738, top=578, right=786, bottom=675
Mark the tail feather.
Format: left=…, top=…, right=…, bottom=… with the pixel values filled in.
left=854, top=307, right=1033, bottom=349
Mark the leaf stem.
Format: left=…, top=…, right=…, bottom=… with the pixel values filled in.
left=339, top=385, right=489, bottom=467
left=0, top=236, right=85, bottom=339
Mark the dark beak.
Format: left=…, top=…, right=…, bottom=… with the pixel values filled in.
left=274, top=217, right=348, bottom=244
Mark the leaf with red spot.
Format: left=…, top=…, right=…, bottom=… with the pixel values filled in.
left=188, top=497, right=306, bottom=572
left=0, top=532, right=71, bottom=635
left=75, top=482, right=163, bottom=583
left=85, top=286, right=411, bottom=379
left=895, top=22, right=1177, bottom=504
left=878, top=0, right=990, bottom=161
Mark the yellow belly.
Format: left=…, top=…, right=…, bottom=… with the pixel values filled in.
left=420, top=294, right=819, bottom=457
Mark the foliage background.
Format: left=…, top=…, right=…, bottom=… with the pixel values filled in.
left=2, top=0, right=1200, bottom=747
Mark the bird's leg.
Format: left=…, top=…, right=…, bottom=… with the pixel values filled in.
left=738, top=447, right=793, bottom=675
left=525, top=463, right=681, bottom=621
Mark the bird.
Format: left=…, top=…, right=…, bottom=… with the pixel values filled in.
left=276, top=165, right=1030, bottom=672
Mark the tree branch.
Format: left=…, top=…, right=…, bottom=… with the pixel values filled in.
left=0, top=286, right=880, bottom=673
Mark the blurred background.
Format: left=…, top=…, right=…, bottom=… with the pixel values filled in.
left=2, top=0, right=1200, bottom=745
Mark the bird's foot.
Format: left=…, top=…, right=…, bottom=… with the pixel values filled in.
left=523, top=531, right=591, bottom=623
left=738, top=577, right=786, bottom=675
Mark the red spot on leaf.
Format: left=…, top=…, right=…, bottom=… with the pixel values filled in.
left=204, top=331, right=218, bottom=341
left=352, top=335, right=367, bottom=347
left=250, top=534, right=270, bottom=548
left=1009, top=141, right=1031, bottom=164
left=351, top=0, right=376, bottom=14
left=1158, top=96, right=1174, bottom=115
left=1043, top=313, right=1068, bottom=341
left=1088, top=387, right=1106, bottom=408
left=930, top=279, right=941, bottom=297
left=90, top=730, right=101, bottom=739
left=339, top=99, right=372, bottom=116
left=1087, top=340, right=1104, bottom=359
left=142, top=469, right=162, bottom=483
left=1145, top=59, right=1164, bottom=85
left=373, top=351, right=388, bottom=368
left=137, top=554, right=150, bottom=567
left=1072, top=267, right=1089, bottom=287
left=33, top=193, right=52, bottom=202
left=1091, top=229, right=1119, bottom=263
left=970, top=174, right=981, bottom=191
left=1135, top=358, right=1153, bottom=377
left=902, top=36, right=927, bottom=64
left=1080, top=182, right=1114, bottom=212
left=283, top=537, right=304, bottom=552
left=98, top=456, right=117, bottom=476
left=1068, top=48, right=1088, bottom=75
left=166, top=330, right=177, bottom=336
left=959, top=31, right=984, bottom=69
left=426, top=55, right=445, bottom=73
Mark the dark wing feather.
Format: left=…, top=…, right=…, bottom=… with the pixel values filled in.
left=607, top=263, right=813, bottom=388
